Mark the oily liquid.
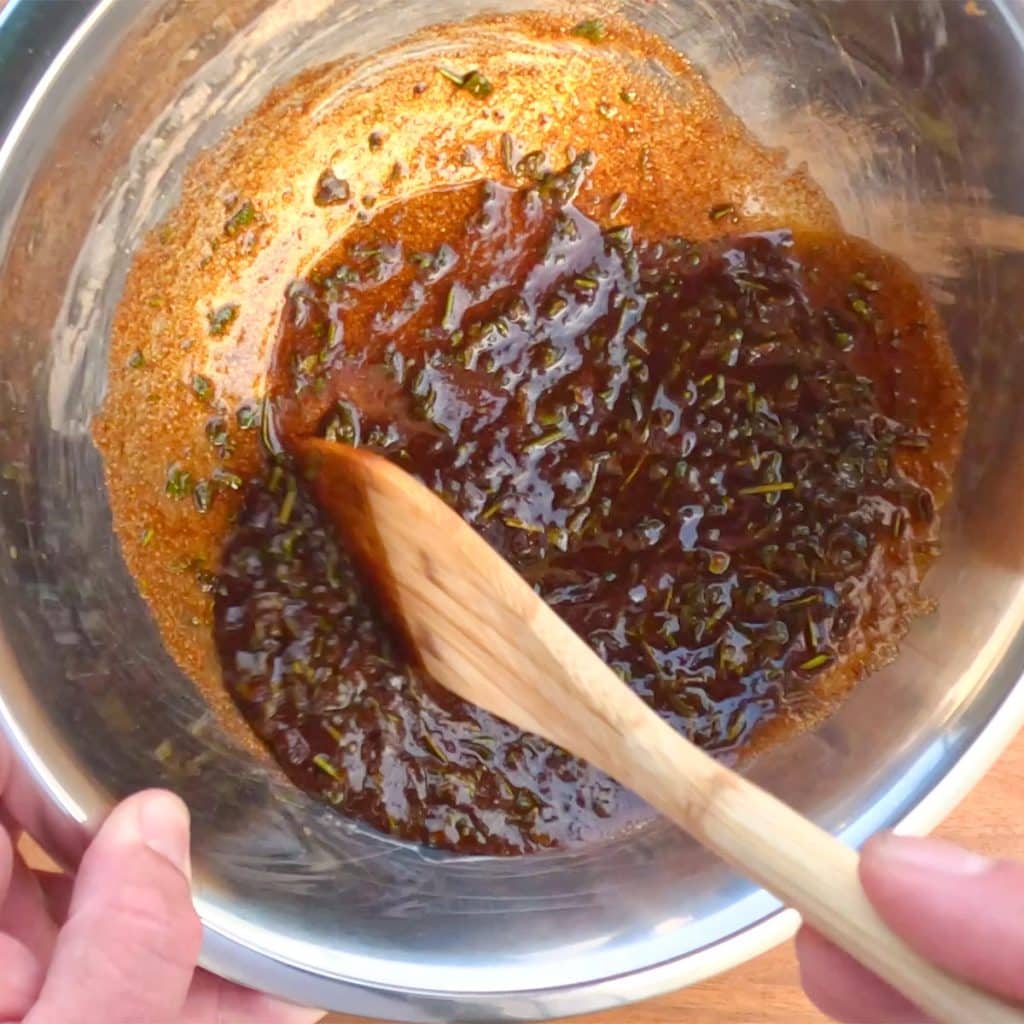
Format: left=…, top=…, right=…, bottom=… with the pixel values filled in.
left=213, top=164, right=965, bottom=855
left=92, top=12, right=965, bottom=856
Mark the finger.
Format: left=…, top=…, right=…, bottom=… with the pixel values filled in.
left=0, top=844, right=59, bottom=960
left=35, top=869, right=75, bottom=923
left=0, top=823, right=10, bottom=895
left=26, top=790, right=202, bottom=1024
left=796, top=925, right=927, bottom=1024
left=860, top=834, right=1024, bottom=1004
left=185, top=970, right=327, bottom=1024
left=0, top=933, right=45, bottom=1020
left=0, top=730, right=8, bottom=796
left=0, top=734, right=88, bottom=869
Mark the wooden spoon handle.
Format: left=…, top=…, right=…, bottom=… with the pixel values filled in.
left=615, top=710, right=1023, bottom=1023
left=517, top=598, right=1024, bottom=1024
left=404, top=563, right=1022, bottom=1022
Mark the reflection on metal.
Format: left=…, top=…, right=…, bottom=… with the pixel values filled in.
left=1, top=1, right=1023, bottom=1020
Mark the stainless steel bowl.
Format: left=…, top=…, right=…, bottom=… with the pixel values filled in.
left=2, top=2, right=1024, bottom=1021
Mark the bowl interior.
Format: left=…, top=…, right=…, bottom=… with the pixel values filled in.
left=1, top=1, right=1024, bottom=1020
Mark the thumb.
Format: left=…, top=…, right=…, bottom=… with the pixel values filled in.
left=26, top=790, right=202, bottom=1024
left=860, top=833, right=1024, bottom=1004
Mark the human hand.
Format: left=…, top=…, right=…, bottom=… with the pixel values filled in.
left=0, top=738, right=326, bottom=1024
left=797, top=833, right=1024, bottom=1023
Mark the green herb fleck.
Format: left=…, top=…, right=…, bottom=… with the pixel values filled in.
left=503, top=516, right=544, bottom=534
left=443, top=285, right=459, bottom=331
left=799, top=653, right=832, bottom=672
left=205, top=416, right=234, bottom=458
left=165, top=464, right=192, bottom=500
left=525, top=427, right=566, bottom=452
left=278, top=474, right=298, bottom=524
left=224, top=200, right=255, bottom=236
left=128, top=348, right=146, bottom=369
left=438, top=67, right=494, bottom=98
left=236, top=403, right=260, bottom=431
left=572, top=18, right=607, bottom=41
left=313, top=754, right=343, bottom=780
left=213, top=469, right=244, bottom=491
left=500, top=133, right=516, bottom=175
left=193, top=479, right=213, bottom=514
left=191, top=374, right=213, bottom=401
left=849, top=297, right=872, bottom=319
left=207, top=303, right=238, bottom=336
left=738, top=481, right=796, bottom=496
left=709, top=202, right=736, bottom=222
left=140, top=526, right=155, bottom=546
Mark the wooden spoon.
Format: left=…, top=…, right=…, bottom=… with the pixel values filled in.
left=299, top=437, right=1023, bottom=1024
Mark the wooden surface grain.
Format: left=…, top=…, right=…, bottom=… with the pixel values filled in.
left=18, top=729, right=1023, bottom=1023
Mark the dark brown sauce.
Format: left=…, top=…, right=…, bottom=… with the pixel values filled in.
left=212, top=167, right=965, bottom=854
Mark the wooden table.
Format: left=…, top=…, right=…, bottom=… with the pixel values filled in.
left=19, top=731, right=1023, bottom=1023
left=325, top=731, right=1024, bottom=1024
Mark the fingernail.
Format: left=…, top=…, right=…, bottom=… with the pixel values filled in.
left=868, top=833, right=992, bottom=876
left=138, top=791, right=192, bottom=880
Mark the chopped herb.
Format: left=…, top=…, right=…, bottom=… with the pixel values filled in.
left=500, top=133, right=516, bottom=175
left=140, top=526, right=155, bottom=546
left=207, top=303, right=238, bottom=336
left=236, top=403, right=260, bottom=431
left=739, top=482, right=796, bottom=496
left=620, top=87, right=638, bottom=104
left=193, top=480, right=213, bottom=514
left=127, top=348, right=145, bottom=369
left=191, top=374, right=213, bottom=401
left=224, top=200, right=255, bottom=236
left=438, top=67, right=494, bottom=98
left=572, top=18, right=607, bottom=41
left=850, top=297, right=872, bottom=319
left=212, top=468, right=244, bottom=491
left=503, top=516, right=543, bottom=533
left=443, top=285, right=460, bottom=331
left=799, top=653, right=832, bottom=672
left=525, top=427, right=566, bottom=451
left=278, top=474, right=298, bottom=524
left=205, top=416, right=234, bottom=458
left=709, top=202, right=736, bottom=222
left=852, top=271, right=881, bottom=292
left=313, top=753, right=343, bottom=780
left=260, top=395, right=282, bottom=456
left=164, top=464, right=192, bottom=500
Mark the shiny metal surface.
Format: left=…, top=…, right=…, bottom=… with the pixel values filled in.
left=1, top=1, right=1024, bottom=1020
